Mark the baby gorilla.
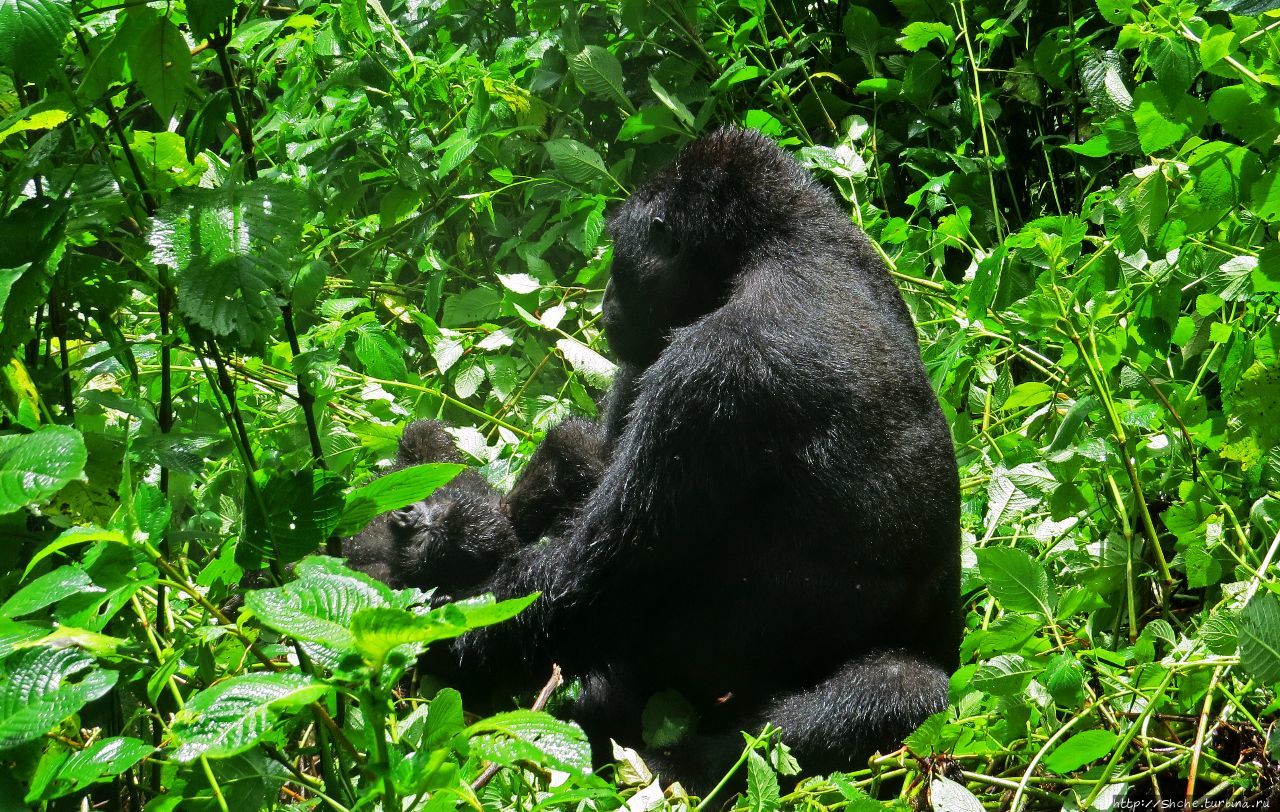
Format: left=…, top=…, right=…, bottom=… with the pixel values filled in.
left=345, top=419, right=606, bottom=601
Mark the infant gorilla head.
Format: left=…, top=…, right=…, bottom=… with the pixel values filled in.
left=346, top=126, right=960, bottom=793
left=344, top=418, right=605, bottom=601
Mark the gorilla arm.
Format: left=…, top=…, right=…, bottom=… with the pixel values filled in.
left=448, top=323, right=764, bottom=685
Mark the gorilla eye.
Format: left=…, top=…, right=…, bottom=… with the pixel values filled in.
left=649, top=215, right=678, bottom=254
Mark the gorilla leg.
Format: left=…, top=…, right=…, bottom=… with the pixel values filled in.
left=760, top=650, right=948, bottom=773
left=636, top=651, right=948, bottom=793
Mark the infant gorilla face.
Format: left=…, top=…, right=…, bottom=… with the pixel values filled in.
left=388, top=470, right=518, bottom=602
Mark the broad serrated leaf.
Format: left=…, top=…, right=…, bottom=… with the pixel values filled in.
left=746, top=750, right=781, bottom=812
left=441, top=286, right=501, bottom=327
left=350, top=595, right=539, bottom=664
left=244, top=556, right=395, bottom=652
left=240, top=469, right=345, bottom=567
left=353, top=322, right=407, bottom=380
left=1081, top=49, right=1134, bottom=115
left=0, top=425, right=86, bottom=515
left=467, top=708, right=591, bottom=774
left=337, top=462, right=463, bottom=537
left=0, top=647, right=117, bottom=750
left=569, top=45, right=631, bottom=110
left=169, top=673, right=328, bottom=762
left=26, top=736, right=153, bottom=801
left=976, top=546, right=1057, bottom=616
left=930, top=774, right=984, bottom=811
left=1239, top=592, right=1280, bottom=684
left=544, top=139, right=613, bottom=186
left=648, top=75, right=694, bottom=128
left=0, top=0, right=72, bottom=79
left=970, top=653, right=1036, bottom=696
left=149, top=181, right=308, bottom=349
left=555, top=337, right=615, bottom=388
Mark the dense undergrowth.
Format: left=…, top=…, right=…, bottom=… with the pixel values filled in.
left=1, top=0, right=1280, bottom=809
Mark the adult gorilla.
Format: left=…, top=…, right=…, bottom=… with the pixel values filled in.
left=351, top=127, right=961, bottom=790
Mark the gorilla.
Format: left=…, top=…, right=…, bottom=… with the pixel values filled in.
left=346, top=127, right=961, bottom=791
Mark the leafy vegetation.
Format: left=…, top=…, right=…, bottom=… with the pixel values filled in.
left=1, top=0, right=1280, bottom=808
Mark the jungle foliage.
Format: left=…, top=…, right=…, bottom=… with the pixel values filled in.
left=1, top=0, right=1280, bottom=809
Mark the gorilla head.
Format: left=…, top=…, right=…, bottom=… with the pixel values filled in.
left=602, top=129, right=822, bottom=365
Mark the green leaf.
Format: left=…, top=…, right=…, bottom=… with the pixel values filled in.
left=544, top=138, right=613, bottom=187
left=187, top=0, right=234, bottom=40
left=1002, top=382, right=1054, bottom=411
left=746, top=750, right=781, bottom=812
left=1132, top=85, right=1188, bottom=154
left=1081, top=50, right=1134, bottom=115
left=149, top=181, right=308, bottom=349
left=569, top=45, right=632, bottom=111
left=970, top=654, right=1036, bottom=696
left=0, top=564, right=98, bottom=617
left=353, top=322, right=407, bottom=380
left=169, top=673, right=329, bottom=762
left=26, top=736, right=152, bottom=802
left=556, top=337, right=616, bottom=389
left=441, top=286, right=501, bottom=327
left=842, top=6, right=881, bottom=68
left=0, top=0, right=72, bottom=79
left=1043, top=729, right=1118, bottom=774
left=976, top=546, right=1057, bottom=616
left=897, top=21, right=954, bottom=52
left=119, top=7, right=191, bottom=121
left=336, top=462, right=463, bottom=537
left=0, top=197, right=67, bottom=362
left=641, top=689, right=697, bottom=748
left=0, top=425, right=86, bottom=515
left=1239, top=591, right=1280, bottom=685
left=467, top=709, right=591, bottom=774
left=421, top=687, right=463, bottom=749
left=1094, top=0, right=1134, bottom=24
left=648, top=74, right=695, bottom=128
left=929, top=775, right=984, bottom=812
left=244, top=556, right=394, bottom=652
left=1208, top=0, right=1280, bottom=13
left=0, top=647, right=117, bottom=750
left=241, top=469, right=346, bottom=567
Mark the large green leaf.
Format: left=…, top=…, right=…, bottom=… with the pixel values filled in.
left=149, top=181, right=308, bottom=349
left=466, top=708, right=591, bottom=775
left=350, top=593, right=538, bottom=665
left=240, top=469, right=346, bottom=567
left=1239, top=591, right=1280, bottom=685
left=118, top=7, right=191, bottom=121
left=244, top=556, right=395, bottom=653
left=0, top=197, right=66, bottom=362
left=0, top=425, right=86, bottom=515
left=169, top=673, right=329, bottom=762
left=0, top=647, right=117, bottom=750
left=26, top=736, right=153, bottom=801
left=336, top=462, right=464, bottom=537
left=1042, top=729, right=1118, bottom=774
left=569, top=45, right=632, bottom=111
left=0, top=0, right=71, bottom=79
left=544, top=139, right=614, bottom=187
left=976, top=546, right=1057, bottom=617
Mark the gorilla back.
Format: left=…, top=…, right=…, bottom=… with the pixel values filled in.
left=439, top=127, right=961, bottom=789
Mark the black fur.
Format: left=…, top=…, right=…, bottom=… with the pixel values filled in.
left=350, top=127, right=962, bottom=791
